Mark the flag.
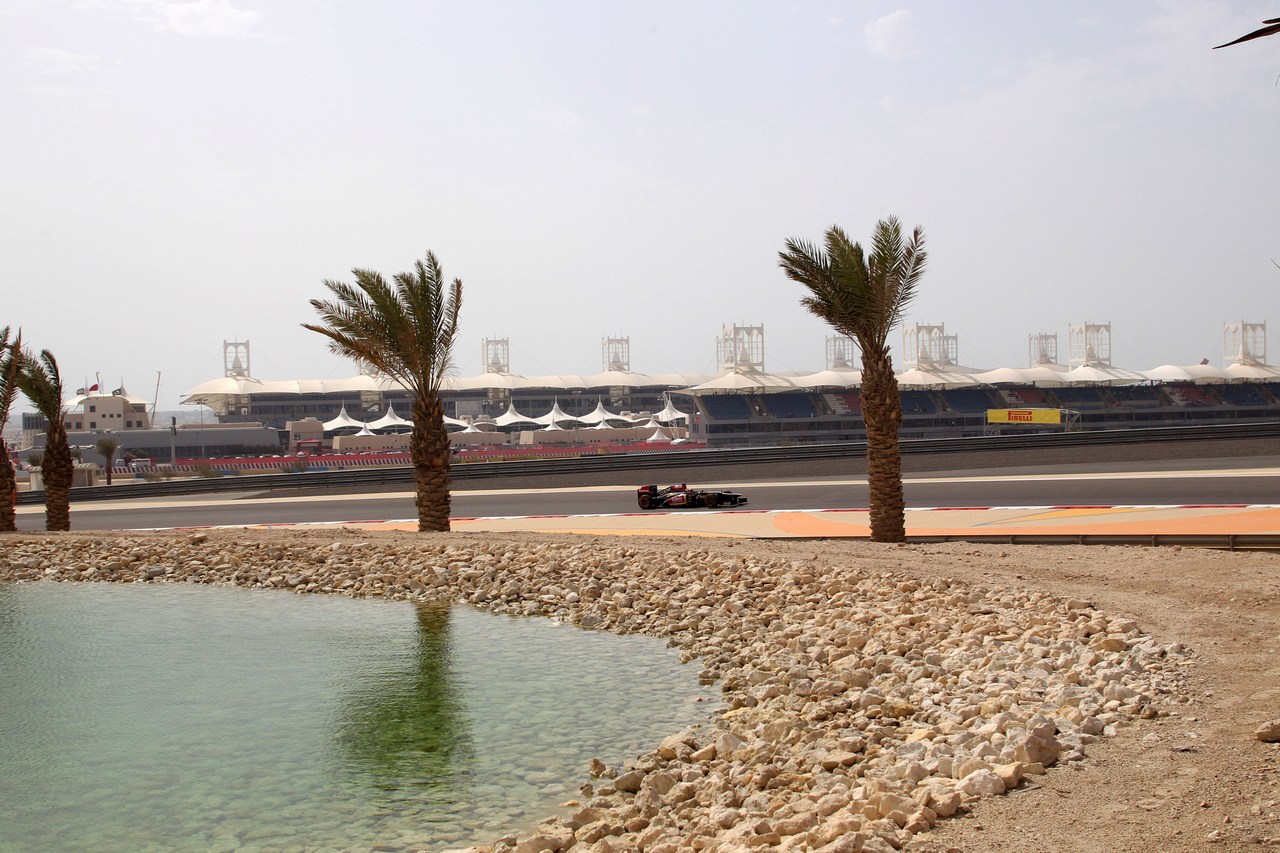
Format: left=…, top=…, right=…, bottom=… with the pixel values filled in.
left=88, top=383, right=99, bottom=392
left=1199, top=358, right=1210, bottom=365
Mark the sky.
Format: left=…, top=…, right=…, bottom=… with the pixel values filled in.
left=3, top=0, right=1278, bottom=410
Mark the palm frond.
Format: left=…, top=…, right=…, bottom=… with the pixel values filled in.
left=0, top=327, right=22, bottom=424
left=780, top=236, right=847, bottom=333
left=781, top=216, right=927, bottom=352
left=17, top=347, right=66, bottom=422
left=434, top=276, right=463, bottom=389
left=304, top=271, right=409, bottom=382
left=304, top=251, right=464, bottom=397
left=1214, top=17, right=1280, bottom=49
left=825, top=226, right=876, bottom=339
left=857, top=217, right=926, bottom=346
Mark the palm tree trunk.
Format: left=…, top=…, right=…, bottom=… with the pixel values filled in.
left=860, top=346, right=906, bottom=542
left=43, top=424, right=73, bottom=532
left=410, top=392, right=452, bottom=532
left=0, top=440, right=16, bottom=532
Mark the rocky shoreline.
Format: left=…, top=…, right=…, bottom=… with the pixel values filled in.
left=0, top=530, right=1191, bottom=853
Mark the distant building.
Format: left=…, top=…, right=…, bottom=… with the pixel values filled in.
left=63, top=392, right=153, bottom=432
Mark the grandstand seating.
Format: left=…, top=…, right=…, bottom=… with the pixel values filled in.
left=764, top=393, right=818, bottom=418
left=900, top=391, right=938, bottom=415
left=1000, top=387, right=1048, bottom=406
left=1216, top=384, right=1267, bottom=406
left=1163, top=383, right=1218, bottom=407
left=699, top=395, right=754, bottom=420
left=823, top=392, right=863, bottom=415
left=1107, top=385, right=1163, bottom=408
left=1049, top=387, right=1108, bottom=409
left=680, top=377, right=1280, bottom=447
left=940, top=388, right=998, bottom=413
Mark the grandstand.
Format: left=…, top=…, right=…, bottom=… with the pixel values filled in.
left=180, top=323, right=1280, bottom=450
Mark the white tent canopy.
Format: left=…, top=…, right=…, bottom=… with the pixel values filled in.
left=1142, top=364, right=1228, bottom=383
left=64, top=391, right=154, bottom=408
left=523, top=374, right=589, bottom=390
left=323, top=406, right=366, bottom=432
left=576, top=400, right=631, bottom=425
left=1059, top=363, right=1148, bottom=384
left=367, top=404, right=412, bottom=432
left=577, top=369, right=654, bottom=388
left=654, top=398, right=690, bottom=423
left=185, top=375, right=388, bottom=401
left=447, top=372, right=534, bottom=392
left=646, top=371, right=716, bottom=387
left=1223, top=361, right=1280, bottom=381
left=686, top=369, right=798, bottom=394
left=895, top=366, right=979, bottom=389
left=789, top=368, right=862, bottom=389
left=534, top=400, right=580, bottom=427
left=492, top=402, right=540, bottom=427
left=971, top=366, right=1069, bottom=386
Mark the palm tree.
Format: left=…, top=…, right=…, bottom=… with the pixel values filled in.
left=95, top=437, right=120, bottom=486
left=17, top=348, right=74, bottom=531
left=304, top=251, right=462, bottom=532
left=0, top=327, right=22, bottom=532
left=1214, top=17, right=1280, bottom=49
left=779, top=217, right=927, bottom=542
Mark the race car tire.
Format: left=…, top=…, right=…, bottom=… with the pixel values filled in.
left=704, top=494, right=719, bottom=509
left=638, top=495, right=652, bottom=510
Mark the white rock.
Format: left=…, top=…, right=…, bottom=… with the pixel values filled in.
left=957, top=769, right=1006, bottom=797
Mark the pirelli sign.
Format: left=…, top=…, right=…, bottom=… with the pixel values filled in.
left=986, top=408, right=1062, bottom=425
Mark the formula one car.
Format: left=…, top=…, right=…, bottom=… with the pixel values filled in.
left=636, top=483, right=748, bottom=510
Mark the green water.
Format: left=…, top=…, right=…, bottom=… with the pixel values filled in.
left=0, top=582, right=719, bottom=853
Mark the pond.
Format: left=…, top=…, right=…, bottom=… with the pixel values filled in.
left=0, top=581, right=720, bottom=853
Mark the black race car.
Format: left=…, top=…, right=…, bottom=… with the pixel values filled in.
left=636, top=483, right=748, bottom=510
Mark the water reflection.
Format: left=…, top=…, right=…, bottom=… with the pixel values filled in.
left=0, top=583, right=717, bottom=852
left=334, top=603, right=475, bottom=803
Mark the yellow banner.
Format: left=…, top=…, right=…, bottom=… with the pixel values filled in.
left=986, top=408, right=1062, bottom=425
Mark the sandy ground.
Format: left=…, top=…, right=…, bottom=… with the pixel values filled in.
left=3, top=530, right=1278, bottom=851
left=723, top=536, right=1280, bottom=853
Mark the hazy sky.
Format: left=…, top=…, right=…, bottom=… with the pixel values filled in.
left=4, top=1, right=1278, bottom=409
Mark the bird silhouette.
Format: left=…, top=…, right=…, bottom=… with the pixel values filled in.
left=1214, top=17, right=1280, bottom=49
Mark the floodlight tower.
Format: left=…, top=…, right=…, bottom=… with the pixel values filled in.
left=1028, top=332, right=1059, bottom=366
left=601, top=337, right=630, bottom=372
left=223, top=340, right=251, bottom=378
left=1068, top=322, right=1111, bottom=368
left=901, top=323, right=958, bottom=367
left=1224, top=321, right=1266, bottom=366
left=481, top=338, right=511, bottom=374
left=826, top=335, right=857, bottom=370
left=717, top=324, right=765, bottom=371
